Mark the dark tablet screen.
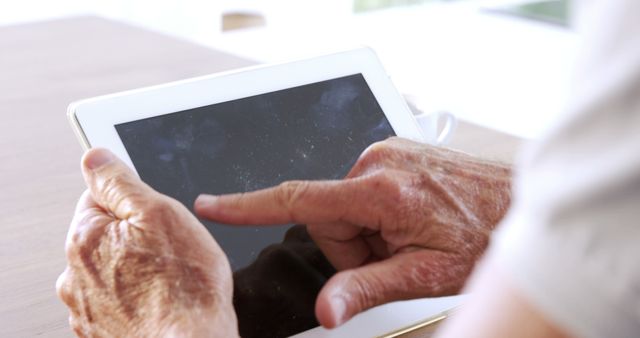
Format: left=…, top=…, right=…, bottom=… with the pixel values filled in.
left=115, top=73, right=395, bottom=337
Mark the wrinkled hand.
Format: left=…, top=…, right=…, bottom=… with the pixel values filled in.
left=56, top=149, right=237, bottom=337
left=195, top=137, right=512, bottom=328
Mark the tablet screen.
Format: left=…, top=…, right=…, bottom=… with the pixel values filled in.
left=115, top=73, right=395, bottom=337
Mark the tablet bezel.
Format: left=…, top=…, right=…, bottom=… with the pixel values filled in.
left=68, top=47, right=426, bottom=171
left=66, top=47, right=455, bottom=337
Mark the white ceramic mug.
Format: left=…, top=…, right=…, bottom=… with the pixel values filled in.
left=404, top=95, right=457, bottom=146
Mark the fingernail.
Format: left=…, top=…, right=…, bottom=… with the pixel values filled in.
left=195, top=194, right=218, bottom=208
left=331, top=296, right=347, bottom=326
left=85, top=149, right=114, bottom=170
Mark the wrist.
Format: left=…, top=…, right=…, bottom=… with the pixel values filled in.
left=164, top=305, right=238, bottom=338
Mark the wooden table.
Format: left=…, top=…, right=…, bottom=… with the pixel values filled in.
left=0, top=17, right=523, bottom=337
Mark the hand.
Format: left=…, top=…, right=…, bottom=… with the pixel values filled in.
left=195, top=137, right=512, bottom=328
left=56, top=149, right=238, bottom=337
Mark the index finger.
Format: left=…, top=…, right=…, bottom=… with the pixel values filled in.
left=194, top=175, right=383, bottom=227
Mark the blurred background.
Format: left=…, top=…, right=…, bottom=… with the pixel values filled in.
left=0, top=0, right=576, bottom=139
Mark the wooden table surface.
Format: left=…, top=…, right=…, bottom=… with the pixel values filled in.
left=0, top=17, right=523, bottom=338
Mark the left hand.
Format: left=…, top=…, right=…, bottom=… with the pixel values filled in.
left=56, top=149, right=238, bottom=337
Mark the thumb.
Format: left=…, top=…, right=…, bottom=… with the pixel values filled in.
left=81, top=148, right=155, bottom=219
left=315, top=251, right=464, bottom=328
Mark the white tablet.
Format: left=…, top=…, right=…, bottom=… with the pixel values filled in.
left=68, top=47, right=461, bottom=337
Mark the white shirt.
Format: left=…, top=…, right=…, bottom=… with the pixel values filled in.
left=490, top=1, right=640, bottom=338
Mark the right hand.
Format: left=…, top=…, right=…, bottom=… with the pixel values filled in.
left=195, top=137, right=512, bottom=328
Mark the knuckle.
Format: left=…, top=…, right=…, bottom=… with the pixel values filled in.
left=55, top=273, right=68, bottom=298
left=369, top=170, right=404, bottom=202
left=64, top=235, right=78, bottom=259
left=99, top=174, right=130, bottom=202
left=65, top=235, right=88, bottom=261
left=100, top=174, right=162, bottom=221
left=407, top=259, right=437, bottom=291
left=411, top=253, right=468, bottom=295
left=100, top=174, right=150, bottom=212
left=352, top=140, right=398, bottom=177
left=276, top=180, right=309, bottom=209
left=56, top=270, right=76, bottom=307
left=66, top=211, right=105, bottom=259
left=99, top=175, right=131, bottom=215
left=360, top=141, right=392, bottom=163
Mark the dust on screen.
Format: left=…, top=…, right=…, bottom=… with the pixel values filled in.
left=115, top=73, right=395, bottom=337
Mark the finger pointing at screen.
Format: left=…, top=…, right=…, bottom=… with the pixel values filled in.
left=195, top=137, right=513, bottom=329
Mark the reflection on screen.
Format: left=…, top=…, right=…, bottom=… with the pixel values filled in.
left=115, top=73, right=395, bottom=337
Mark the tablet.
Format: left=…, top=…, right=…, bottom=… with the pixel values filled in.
left=68, top=47, right=455, bottom=337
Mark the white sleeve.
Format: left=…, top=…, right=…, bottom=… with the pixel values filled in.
left=489, top=1, right=640, bottom=338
